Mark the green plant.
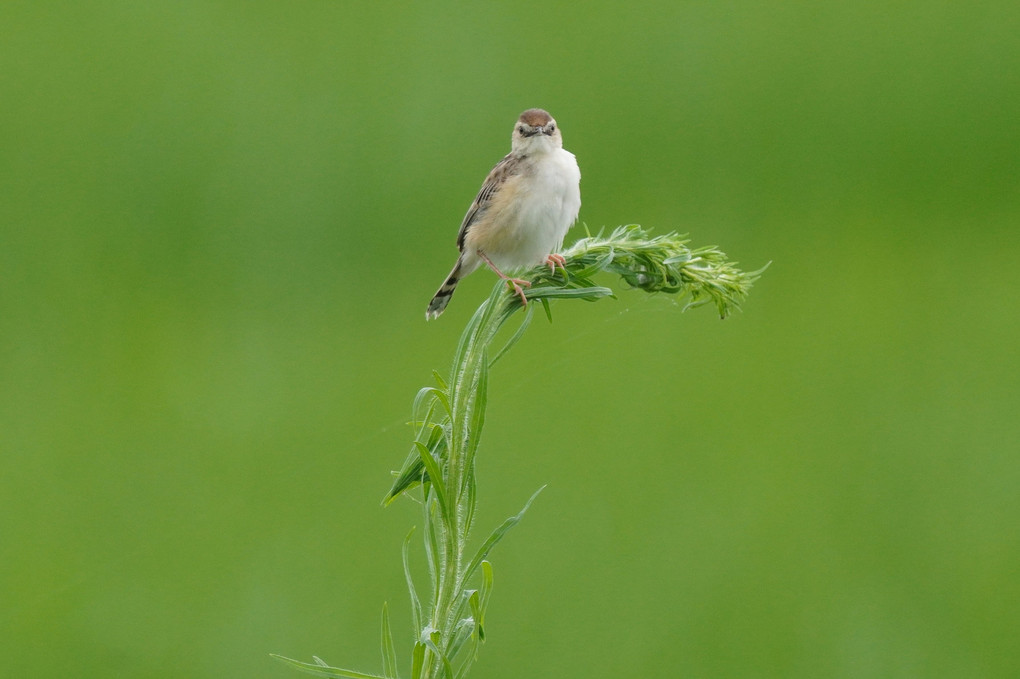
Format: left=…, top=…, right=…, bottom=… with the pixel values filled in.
left=272, top=225, right=765, bottom=679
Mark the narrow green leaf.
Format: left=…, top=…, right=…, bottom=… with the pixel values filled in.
left=383, top=451, right=425, bottom=506
left=573, top=246, right=615, bottom=278
left=446, top=615, right=477, bottom=670
left=270, top=655, right=386, bottom=679
left=460, top=349, right=488, bottom=496
left=479, top=560, right=494, bottom=623
left=411, top=386, right=444, bottom=431
left=385, top=422, right=449, bottom=505
left=450, top=301, right=486, bottom=395
left=412, top=404, right=441, bottom=446
left=386, top=416, right=439, bottom=505
left=527, top=286, right=614, bottom=301
left=463, top=465, right=478, bottom=539
left=402, top=528, right=422, bottom=633
left=423, top=628, right=455, bottom=679
left=488, top=305, right=533, bottom=368
left=380, top=603, right=398, bottom=679
left=447, top=586, right=476, bottom=637
left=414, top=440, right=448, bottom=519
left=423, top=497, right=444, bottom=597
left=468, top=590, right=483, bottom=642
left=463, top=486, right=545, bottom=583
left=453, top=640, right=480, bottom=679
left=431, top=370, right=449, bottom=391
left=410, top=642, right=425, bottom=679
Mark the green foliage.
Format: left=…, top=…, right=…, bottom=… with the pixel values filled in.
left=274, top=226, right=762, bottom=679
left=554, top=224, right=767, bottom=318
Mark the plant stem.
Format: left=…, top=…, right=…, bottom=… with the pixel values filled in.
left=274, top=225, right=765, bottom=679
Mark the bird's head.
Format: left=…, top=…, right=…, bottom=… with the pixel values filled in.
left=510, top=108, right=563, bottom=153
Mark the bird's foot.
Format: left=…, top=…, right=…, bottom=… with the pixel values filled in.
left=477, top=250, right=534, bottom=306
left=545, top=253, right=568, bottom=278
left=507, top=277, right=531, bottom=306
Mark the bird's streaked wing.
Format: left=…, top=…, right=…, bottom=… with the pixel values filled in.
left=456, top=153, right=521, bottom=251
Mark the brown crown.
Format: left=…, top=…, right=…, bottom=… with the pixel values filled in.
left=518, top=108, right=553, bottom=127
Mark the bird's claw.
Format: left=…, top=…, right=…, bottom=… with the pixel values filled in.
left=545, top=253, right=568, bottom=278
left=508, top=277, right=531, bottom=306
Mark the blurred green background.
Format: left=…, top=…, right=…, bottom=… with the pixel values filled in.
left=2, top=1, right=1018, bottom=677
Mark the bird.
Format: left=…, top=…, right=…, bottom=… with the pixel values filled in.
left=426, top=108, right=581, bottom=319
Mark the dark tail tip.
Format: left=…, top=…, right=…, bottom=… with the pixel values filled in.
left=426, top=278, right=459, bottom=320
left=426, top=260, right=463, bottom=320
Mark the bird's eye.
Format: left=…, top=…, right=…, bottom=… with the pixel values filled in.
left=517, top=126, right=525, bottom=134
left=549, top=124, right=556, bottom=131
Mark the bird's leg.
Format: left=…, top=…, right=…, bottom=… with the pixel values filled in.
left=545, top=253, right=568, bottom=279
left=477, top=250, right=531, bottom=306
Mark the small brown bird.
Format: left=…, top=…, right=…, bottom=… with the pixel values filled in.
left=426, top=108, right=581, bottom=319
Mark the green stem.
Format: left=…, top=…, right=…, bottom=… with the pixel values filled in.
left=275, top=224, right=765, bottom=679
left=422, top=289, right=508, bottom=679
left=408, top=226, right=766, bottom=679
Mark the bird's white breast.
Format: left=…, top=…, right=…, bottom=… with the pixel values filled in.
left=492, top=148, right=581, bottom=269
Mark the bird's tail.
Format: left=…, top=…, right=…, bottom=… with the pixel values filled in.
left=426, top=259, right=463, bottom=320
